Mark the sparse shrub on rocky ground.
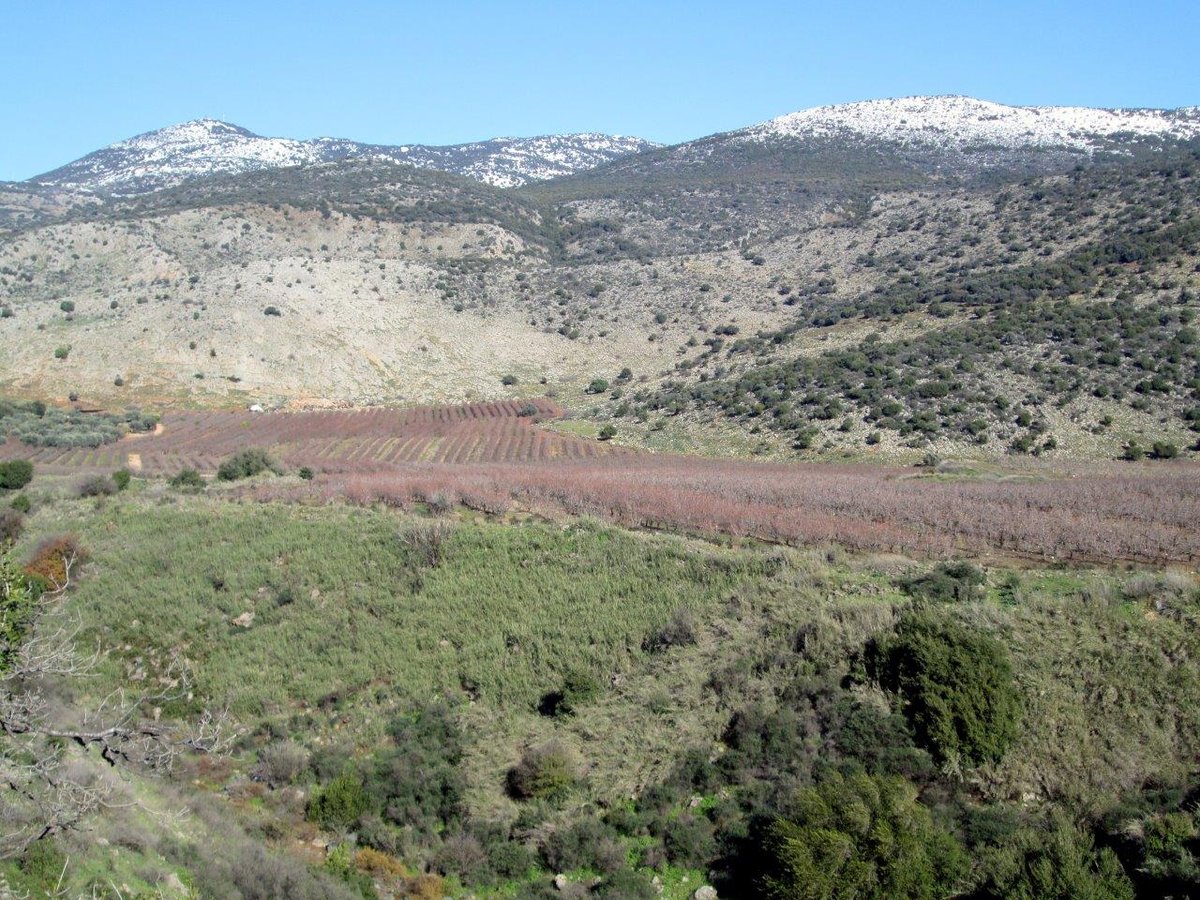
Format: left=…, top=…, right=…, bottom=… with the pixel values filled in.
left=254, top=740, right=310, bottom=788
left=77, top=473, right=117, bottom=497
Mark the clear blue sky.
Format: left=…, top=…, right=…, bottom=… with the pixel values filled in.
left=3, top=0, right=1197, bottom=181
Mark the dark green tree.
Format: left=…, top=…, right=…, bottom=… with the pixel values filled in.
left=870, top=615, right=1021, bottom=767
left=755, top=772, right=968, bottom=899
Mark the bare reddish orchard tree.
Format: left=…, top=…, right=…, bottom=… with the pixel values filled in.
left=256, top=456, right=1199, bottom=565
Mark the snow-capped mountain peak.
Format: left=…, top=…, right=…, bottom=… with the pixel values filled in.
left=737, top=95, right=1200, bottom=153
left=30, top=121, right=661, bottom=194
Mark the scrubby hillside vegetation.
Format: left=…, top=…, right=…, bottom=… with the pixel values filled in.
left=1, top=102, right=1198, bottom=462
left=2, top=461, right=1199, bottom=898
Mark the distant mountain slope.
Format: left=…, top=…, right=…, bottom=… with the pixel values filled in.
left=738, top=95, right=1200, bottom=152
left=4, top=96, right=1199, bottom=462
left=540, top=95, right=1200, bottom=198
left=519, top=96, right=1200, bottom=261
left=29, top=119, right=658, bottom=194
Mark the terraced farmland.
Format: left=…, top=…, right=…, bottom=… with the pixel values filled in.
left=0, top=398, right=625, bottom=475
left=5, top=397, right=1196, bottom=566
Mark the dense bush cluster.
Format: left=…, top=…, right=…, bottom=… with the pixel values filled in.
left=753, top=772, right=968, bottom=899
left=169, top=467, right=206, bottom=490
left=0, top=459, right=33, bottom=490
left=869, top=615, right=1021, bottom=766
left=306, top=704, right=466, bottom=841
left=217, top=447, right=283, bottom=481
left=0, top=401, right=156, bottom=448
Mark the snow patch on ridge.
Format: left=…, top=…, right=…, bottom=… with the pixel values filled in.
left=736, top=96, right=1200, bottom=152
left=31, top=120, right=661, bottom=194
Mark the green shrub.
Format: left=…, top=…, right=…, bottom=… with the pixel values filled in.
left=322, top=843, right=379, bottom=897
left=1151, top=441, right=1179, bottom=460
left=598, top=423, right=617, bottom=441
left=365, top=704, right=466, bottom=837
left=901, top=562, right=986, bottom=604
left=1122, top=441, right=1145, bottom=461
left=169, top=468, right=206, bottom=491
left=112, top=468, right=131, bottom=491
left=9, top=493, right=31, bottom=513
left=539, top=669, right=602, bottom=717
left=822, top=693, right=936, bottom=782
left=754, top=772, right=967, bottom=900
left=217, top=448, right=282, bottom=481
left=507, top=741, right=578, bottom=801
left=298, top=466, right=315, bottom=480
left=663, top=813, right=716, bottom=867
left=53, top=345, right=70, bottom=359
left=587, top=378, right=610, bottom=394
left=308, top=774, right=371, bottom=831
left=18, top=838, right=68, bottom=893
left=870, top=615, right=1021, bottom=767
left=974, top=814, right=1134, bottom=899
left=1, top=552, right=38, bottom=673
left=1134, top=813, right=1200, bottom=891
left=486, top=839, right=535, bottom=880
left=0, top=459, right=34, bottom=490
left=501, top=374, right=518, bottom=386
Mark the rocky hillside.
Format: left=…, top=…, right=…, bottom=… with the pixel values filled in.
left=28, top=119, right=658, bottom=193
left=1, top=97, right=1198, bottom=461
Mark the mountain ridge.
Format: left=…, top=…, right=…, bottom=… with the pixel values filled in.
left=29, top=118, right=660, bottom=194
left=25, top=96, right=1200, bottom=199
left=738, top=95, right=1200, bottom=149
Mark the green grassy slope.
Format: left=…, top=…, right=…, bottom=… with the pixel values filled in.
left=5, top=479, right=1198, bottom=897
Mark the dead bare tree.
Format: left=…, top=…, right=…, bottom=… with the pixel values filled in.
left=0, top=550, right=240, bottom=859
